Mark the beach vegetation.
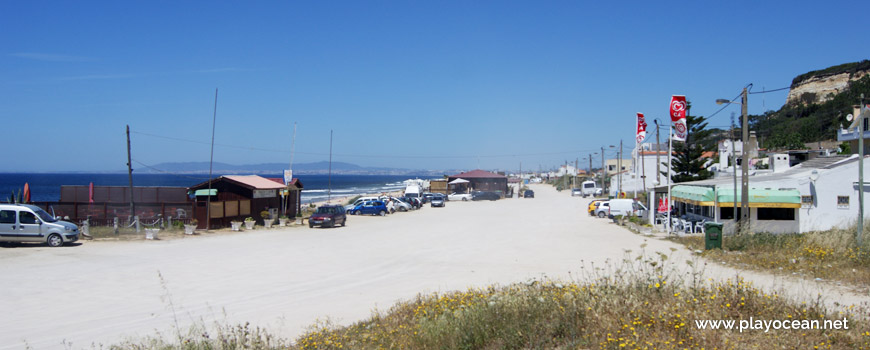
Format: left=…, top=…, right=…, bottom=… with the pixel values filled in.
left=106, top=251, right=868, bottom=349
left=672, top=226, right=870, bottom=290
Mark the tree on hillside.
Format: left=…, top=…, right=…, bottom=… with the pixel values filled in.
left=662, top=112, right=714, bottom=183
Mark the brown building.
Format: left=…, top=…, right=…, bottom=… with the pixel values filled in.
left=447, top=170, right=508, bottom=194
left=188, top=175, right=302, bottom=229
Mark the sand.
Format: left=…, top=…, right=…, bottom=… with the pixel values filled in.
left=0, top=184, right=866, bottom=349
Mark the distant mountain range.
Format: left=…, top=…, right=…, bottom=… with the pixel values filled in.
left=140, top=161, right=452, bottom=176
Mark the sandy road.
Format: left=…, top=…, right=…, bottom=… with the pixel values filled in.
left=1, top=184, right=866, bottom=349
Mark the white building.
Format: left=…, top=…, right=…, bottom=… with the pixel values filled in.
left=666, top=154, right=870, bottom=235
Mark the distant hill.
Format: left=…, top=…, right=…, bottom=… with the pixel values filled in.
left=747, top=59, right=870, bottom=150
left=142, top=161, right=447, bottom=176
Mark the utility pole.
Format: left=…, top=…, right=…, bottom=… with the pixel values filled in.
left=740, top=87, right=750, bottom=233
left=126, top=125, right=134, bottom=220
left=618, top=139, right=623, bottom=196
left=731, top=113, right=738, bottom=223
left=600, top=146, right=606, bottom=193
left=859, top=94, right=865, bottom=247
left=574, top=158, right=578, bottom=189
left=655, top=120, right=661, bottom=184
left=588, top=154, right=593, bottom=177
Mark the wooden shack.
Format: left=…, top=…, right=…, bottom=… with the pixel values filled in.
left=188, top=175, right=292, bottom=229
left=448, top=170, right=508, bottom=195
left=429, top=179, right=448, bottom=195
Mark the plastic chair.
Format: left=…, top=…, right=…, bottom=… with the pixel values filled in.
left=670, top=218, right=682, bottom=233
left=681, top=219, right=693, bottom=234
left=694, top=220, right=706, bottom=234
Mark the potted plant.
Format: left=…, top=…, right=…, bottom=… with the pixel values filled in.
left=230, top=220, right=243, bottom=231
left=278, top=215, right=289, bottom=227
left=184, top=219, right=198, bottom=235
left=260, top=210, right=273, bottom=228
left=244, top=217, right=255, bottom=230
left=296, top=212, right=303, bottom=225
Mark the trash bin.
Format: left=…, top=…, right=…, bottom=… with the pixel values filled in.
left=704, top=222, right=723, bottom=250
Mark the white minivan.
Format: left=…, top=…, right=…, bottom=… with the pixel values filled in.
left=0, top=204, right=79, bottom=247
left=606, top=199, right=648, bottom=219
left=580, top=181, right=603, bottom=197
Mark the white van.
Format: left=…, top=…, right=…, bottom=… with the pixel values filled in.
left=580, top=181, right=603, bottom=197
left=0, top=204, right=79, bottom=247
left=607, top=199, right=648, bottom=218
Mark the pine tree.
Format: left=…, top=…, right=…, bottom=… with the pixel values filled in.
left=663, top=114, right=714, bottom=183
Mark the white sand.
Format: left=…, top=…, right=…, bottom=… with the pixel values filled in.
left=1, top=184, right=866, bottom=349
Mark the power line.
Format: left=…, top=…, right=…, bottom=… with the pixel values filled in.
left=749, top=86, right=790, bottom=94
left=131, top=130, right=600, bottom=159
left=131, top=159, right=212, bottom=181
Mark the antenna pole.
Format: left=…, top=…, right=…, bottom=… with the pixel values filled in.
left=206, top=88, right=218, bottom=230
left=328, top=130, right=333, bottom=202
left=126, top=125, right=135, bottom=220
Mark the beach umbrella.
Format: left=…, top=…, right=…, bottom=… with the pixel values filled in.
left=23, top=183, right=30, bottom=203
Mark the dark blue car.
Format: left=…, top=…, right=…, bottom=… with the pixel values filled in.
left=350, top=200, right=389, bottom=216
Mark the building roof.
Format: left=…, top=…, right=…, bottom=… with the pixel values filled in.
left=653, top=155, right=855, bottom=191
left=449, top=169, right=507, bottom=179
left=189, top=175, right=288, bottom=190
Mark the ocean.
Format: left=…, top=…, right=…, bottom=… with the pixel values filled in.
left=0, top=173, right=438, bottom=204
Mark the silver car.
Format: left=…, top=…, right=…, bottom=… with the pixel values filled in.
left=0, top=204, right=79, bottom=247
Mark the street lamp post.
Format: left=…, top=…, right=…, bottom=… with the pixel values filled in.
left=717, top=86, right=751, bottom=234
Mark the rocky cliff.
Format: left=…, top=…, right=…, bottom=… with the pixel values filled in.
left=786, top=60, right=870, bottom=105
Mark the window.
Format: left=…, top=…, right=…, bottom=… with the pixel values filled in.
left=837, top=196, right=850, bottom=209
left=757, top=208, right=795, bottom=221
left=0, top=210, right=15, bottom=224
left=19, top=211, right=37, bottom=224
left=801, top=195, right=813, bottom=208
left=720, top=207, right=742, bottom=220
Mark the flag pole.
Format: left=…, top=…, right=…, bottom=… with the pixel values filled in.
left=665, top=122, right=674, bottom=231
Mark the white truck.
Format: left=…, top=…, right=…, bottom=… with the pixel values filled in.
left=580, top=180, right=603, bottom=197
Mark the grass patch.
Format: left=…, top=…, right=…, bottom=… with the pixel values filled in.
left=672, top=228, right=870, bottom=289
left=109, top=251, right=869, bottom=349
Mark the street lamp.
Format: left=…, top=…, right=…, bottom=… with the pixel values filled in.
left=716, top=86, right=751, bottom=233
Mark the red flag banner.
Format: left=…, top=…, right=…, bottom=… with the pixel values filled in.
left=636, top=113, right=647, bottom=143
left=670, top=95, right=688, bottom=141
left=669, top=95, right=687, bottom=122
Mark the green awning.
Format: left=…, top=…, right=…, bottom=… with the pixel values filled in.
left=671, top=185, right=715, bottom=206
left=717, top=187, right=801, bottom=208
left=194, top=189, right=217, bottom=196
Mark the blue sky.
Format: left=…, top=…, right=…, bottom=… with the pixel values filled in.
left=2, top=1, right=868, bottom=173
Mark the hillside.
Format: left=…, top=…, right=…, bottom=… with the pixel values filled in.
left=749, top=59, right=870, bottom=150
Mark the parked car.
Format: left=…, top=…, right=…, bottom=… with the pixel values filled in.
left=607, top=199, right=648, bottom=219
left=0, top=204, right=79, bottom=247
left=593, top=201, right=611, bottom=218
left=421, top=193, right=435, bottom=204
left=344, top=196, right=380, bottom=212
left=447, top=192, right=472, bottom=201
left=523, top=190, right=534, bottom=198
left=472, top=191, right=500, bottom=201
left=390, top=197, right=413, bottom=212
left=350, top=200, right=389, bottom=216
left=571, top=188, right=582, bottom=197
left=588, top=199, right=606, bottom=216
left=401, top=196, right=422, bottom=209
left=309, top=204, right=347, bottom=228
left=430, top=196, right=445, bottom=207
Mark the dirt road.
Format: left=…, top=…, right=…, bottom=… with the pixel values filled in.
left=1, top=184, right=865, bottom=349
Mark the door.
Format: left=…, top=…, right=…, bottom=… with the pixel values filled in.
left=0, top=209, right=19, bottom=242
left=17, top=210, right=44, bottom=243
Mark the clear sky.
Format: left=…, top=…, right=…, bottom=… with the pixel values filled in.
left=2, top=1, right=868, bottom=173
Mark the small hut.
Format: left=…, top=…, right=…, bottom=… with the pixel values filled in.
left=188, top=175, right=288, bottom=229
